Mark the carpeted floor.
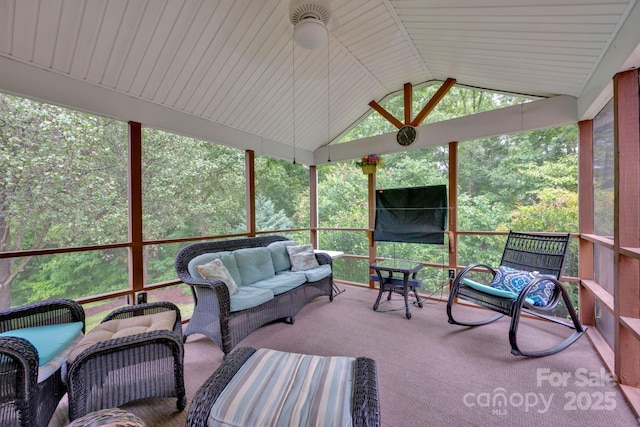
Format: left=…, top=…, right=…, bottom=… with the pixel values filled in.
left=51, top=284, right=639, bottom=426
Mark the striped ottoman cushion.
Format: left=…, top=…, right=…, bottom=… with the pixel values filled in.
left=208, top=348, right=355, bottom=427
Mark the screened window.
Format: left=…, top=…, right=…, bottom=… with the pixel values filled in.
left=142, top=128, right=246, bottom=241
left=1, top=92, right=128, bottom=307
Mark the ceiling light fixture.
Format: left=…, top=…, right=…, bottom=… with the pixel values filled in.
left=290, top=0, right=331, bottom=50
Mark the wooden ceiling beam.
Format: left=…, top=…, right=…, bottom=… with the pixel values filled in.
left=404, top=82, right=412, bottom=125
left=410, top=78, right=456, bottom=127
left=368, top=100, right=404, bottom=129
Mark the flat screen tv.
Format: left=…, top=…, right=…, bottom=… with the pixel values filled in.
left=373, top=184, right=447, bottom=244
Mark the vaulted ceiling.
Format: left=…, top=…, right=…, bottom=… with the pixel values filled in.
left=1, top=0, right=639, bottom=165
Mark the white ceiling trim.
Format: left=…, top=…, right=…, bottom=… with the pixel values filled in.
left=578, top=0, right=640, bottom=119
left=0, top=54, right=313, bottom=164
left=314, top=95, right=578, bottom=165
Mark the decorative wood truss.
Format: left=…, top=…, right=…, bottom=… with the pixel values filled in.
left=368, top=78, right=457, bottom=128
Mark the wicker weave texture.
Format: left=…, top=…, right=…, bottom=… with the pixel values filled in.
left=0, top=299, right=85, bottom=427
left=175, top=236, right=333, bottom=356
left=66, top=302, right=186, bottom=421
left=67, top=408, right=146, bottom=427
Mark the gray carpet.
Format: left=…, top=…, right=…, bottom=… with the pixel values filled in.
left=51, top=285, right=639, bottom=426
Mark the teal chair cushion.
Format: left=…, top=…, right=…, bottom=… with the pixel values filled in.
left=462, top=277, right=519, bottom=300
left=1, top=321, right=84, bottom=365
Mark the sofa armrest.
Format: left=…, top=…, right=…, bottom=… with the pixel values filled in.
left=314, top=252, right=333, bottom=267
left=188, top=280, right=232, bottom=316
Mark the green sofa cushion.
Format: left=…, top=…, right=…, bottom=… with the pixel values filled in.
left=303, top=264, right=332, bottom=282
left=189, top=251, right=242, bottom=286
left=251, top=271, right=307, bottom=295
left=233, top=247, right=276, bottom=286
left=267, top=240, right=297, bottom=272
left=229, top=286, right=274, bottom=312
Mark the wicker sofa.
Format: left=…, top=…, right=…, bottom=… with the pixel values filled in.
left=175, top=235, right=334, bottom=356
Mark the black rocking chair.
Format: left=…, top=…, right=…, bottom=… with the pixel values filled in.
left=447, top=231, right=586, bottom=357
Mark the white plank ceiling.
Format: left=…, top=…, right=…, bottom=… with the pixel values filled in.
left=0, top=0, right=639, bottom=163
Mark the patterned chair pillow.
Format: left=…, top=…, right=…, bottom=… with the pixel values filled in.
left=286, top=244, right=320, bottom=272
left=489, top=265, right=556, bottom=306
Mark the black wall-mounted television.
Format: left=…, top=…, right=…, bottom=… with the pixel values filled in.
left=373, top=184, right=448, bottom=244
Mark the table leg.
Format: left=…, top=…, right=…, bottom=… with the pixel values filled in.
left=403, top=274, right=411, bottom=319
left=373, top=269, right=385, bottom=311
left=414, top=287, right=423, bottom=308
left=373, top=287, right=384, bottom=311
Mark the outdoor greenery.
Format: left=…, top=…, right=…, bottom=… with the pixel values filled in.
left=1, top=84, right=578, bottom=311
left=319, top=85, right=578, bottom=293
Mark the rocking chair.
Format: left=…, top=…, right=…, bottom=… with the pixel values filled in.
left=447, top=231, right=586, bottom=357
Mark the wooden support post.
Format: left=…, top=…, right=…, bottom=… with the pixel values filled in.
left=448, top=141, right=458, bottom=272
left=128, top=122, right=144, bottom=297
left=404, top=82, right=412, bottom=125
left=613, top=68, right=640, bottom=387
left=578, top=120, right=595, bottom=326
left=310, top=165, right=318, bottom=247
left=368, top=172, right=377, bottom=289
left=245, top=150, right=256, bottom=237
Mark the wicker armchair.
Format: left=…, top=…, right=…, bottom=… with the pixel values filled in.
left=66, top=301, right=186, bottom=421
left=0, top=298, right=85, bottom=427
left=447, top=231, right=586, bottom=357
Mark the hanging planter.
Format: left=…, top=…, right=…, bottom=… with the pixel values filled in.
left=361, top=164, right=377, bottom=174
left=355, top=154, right=382, bottom=175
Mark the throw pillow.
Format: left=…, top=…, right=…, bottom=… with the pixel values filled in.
left=196, top=259, right=239, bottom=295
left=286, top=244, right=320, bottom=272
left=489, top=265, right=556, bottom=306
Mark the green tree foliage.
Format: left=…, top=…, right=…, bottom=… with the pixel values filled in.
left=142, top=128, right=246, bottom=239
left=0, top=94, right=128, bottom=308
left=255, top=156, right=309, bottom=229
left=1, top=82, right=580, bottom=307
left=321, top=85, right=578, bottom=286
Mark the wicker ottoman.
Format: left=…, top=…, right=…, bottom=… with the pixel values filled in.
left=186, top=347, right=380, bottom=427
left=66, top=408, right=146, bottom=427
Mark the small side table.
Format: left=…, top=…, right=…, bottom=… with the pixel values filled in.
left=371, top=260, right=424, bottom=319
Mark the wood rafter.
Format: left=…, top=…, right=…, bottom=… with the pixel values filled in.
left=368, top=100, right=404, bottom=129
left=368, top=78, right=457, bottom=130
